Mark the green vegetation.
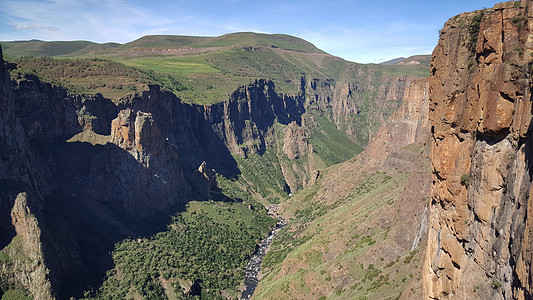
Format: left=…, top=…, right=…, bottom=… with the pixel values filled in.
left=254, top=166, right=422, bottom=300
left=4, top=32, right=429, bottom=106
left=514, top=1, right=521, bottom=8
left=11, top=57, right=158, bottom=99
left=513, top=46, right=525, bottom=56
left=308, top=116, right=363, bottom=166
left=461, top=174, right=470, bottom=186
left=2, top=32, right=432, bottom=300
left=467, top=10, right=485, bottom=55
left=233, top=148, right=289, bottom=203
left=512, top=16, right=526, bottom=30
left=92, top=200, right=276, bottom=299
left=1, top=40, right=99, bottom=58
left=491, top=280, right=502, bottom=289
left=119, top=33, right=325, bottom=54
left=0, top=252, right=10, bottom=265
left=0, top=288, right=32, bottom=300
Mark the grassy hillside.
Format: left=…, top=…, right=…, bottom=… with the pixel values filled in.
left=308, top=116, right=364, bottom=166
left=9, top=57, right=165, bottom=100
left=254, top=153, right=430, bottom=300
left=120, top=33, right=325, bottom=53
left=2, top=33, right=429, bottom=104
left=1, top=40, right=117, bottom=58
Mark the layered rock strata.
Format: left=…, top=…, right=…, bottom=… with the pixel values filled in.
left=0, top=40, right=428, bottom=298
left=424, top=1, right=533, bottom=299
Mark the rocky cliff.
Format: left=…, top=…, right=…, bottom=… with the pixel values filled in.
left=204, top=79, right=305, bottom=156
left=0, top=47, right=309, bottom=297
left=360, top=77, right=430, bottom=171
left=0, top=44, right=55, bottom=299
left=0, top=35, right=428, bottom=297
left=424, top=1, right=533, bottom=299
left=253, top=75, right=432, bottom=300
left=306, top=73, right=411, bottom=147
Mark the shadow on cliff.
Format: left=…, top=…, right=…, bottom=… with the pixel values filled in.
left=0, top=181, right=29, bottom=249
left=117, top=85, right=242, bottom=179
left=35, top=138, right=196, bottom=299
left=508, top=118, right=533, bottom=298
left=212, top=79, right=305, bottom=156
left=36, top=120, right=244, bottom=298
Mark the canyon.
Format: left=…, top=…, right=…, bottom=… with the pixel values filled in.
left=0, top=37, right=427, bottom=298
left=2, top=0, right=533, bottom=299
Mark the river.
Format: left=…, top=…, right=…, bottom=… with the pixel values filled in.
left=240, top=205, right=286, bottom=299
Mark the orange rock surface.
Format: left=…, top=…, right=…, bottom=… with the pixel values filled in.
left=424, top=1, right=533, bottom=299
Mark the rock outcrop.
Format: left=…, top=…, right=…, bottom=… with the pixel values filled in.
left=360, top=77, right=430, bottom=171
left=424, top=1, right=533, bottom=299
left=0, top=44, right=55, bottom=299
left=205, top=79, right=305, bottom=156
left=0, top=35, right=428, bottom=298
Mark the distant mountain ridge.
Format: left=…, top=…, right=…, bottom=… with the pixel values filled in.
left=1, top=32, right=325, bottom=58
left=380, top=55, right=431, bottom=65
left=380, top=57, right=406, bottom=65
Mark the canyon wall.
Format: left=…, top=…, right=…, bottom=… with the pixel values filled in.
left=306, top=74, right=412, bottom=147
left=253, top=74, right=432, bottom=300
left=424, top=1, right=533, bottom=299
left=0, top=41, right=426, bottom=298
left=0, top=52, right=307, bottom=298
left=360, top=77, right=430, bottom=172
left=0, top=43, right=56, bottom=300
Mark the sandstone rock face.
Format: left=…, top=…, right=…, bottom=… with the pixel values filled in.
left=360, top=77, right=430, bottom=171
left=5, top=193, right=53, bottom=299
left=424, top=1, right=533, bottom=299
left=189, top=161, right=217, bottom=200
left=283, top=121, right=310, bottom=160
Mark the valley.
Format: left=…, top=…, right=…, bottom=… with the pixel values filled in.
left=1, top=1, right=533, bottom=299
left=0, top=32, right=430, bottom=299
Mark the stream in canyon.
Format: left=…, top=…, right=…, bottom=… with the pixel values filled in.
left=240, top=205, right=286, bottom=299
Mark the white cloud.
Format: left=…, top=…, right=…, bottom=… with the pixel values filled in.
left=15, top=24, right=58, bottom=31
left=3, top=0, right=176, bottom=42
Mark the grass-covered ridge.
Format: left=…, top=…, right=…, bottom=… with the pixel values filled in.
left=9, top=57, right=188, bottom=100
left=1, top=40, right=100, bottom=58
left=120, top=33, right=326, bottom=54
left=2, top=32, right=430, bottom=104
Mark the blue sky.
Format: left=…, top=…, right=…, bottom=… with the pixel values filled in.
left=0, top=0, right=502, bottom=63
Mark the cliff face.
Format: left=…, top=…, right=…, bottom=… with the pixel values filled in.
left=0, top=49, right=308, bottom=297
left=0, top=37, right=428, bottom=297
left=0, top=44, right=55, bottom=299
left=306, top=74, right=411, bottom=147
left=424, top=1, right=533, bottom=299
left=205, top=79, right=305, bottom=156
left=360, top=77, right=430, bottom=172
left=254, top=75, right=432, bottom=300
